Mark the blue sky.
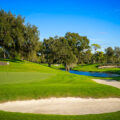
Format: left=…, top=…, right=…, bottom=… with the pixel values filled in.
left=0, top=0, right=120, bottom=51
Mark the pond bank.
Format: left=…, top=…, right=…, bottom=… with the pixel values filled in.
left=69, top=70, right=120, bottom=77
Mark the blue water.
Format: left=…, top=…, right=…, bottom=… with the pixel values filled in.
left=69, top=70, right=117, bottom=77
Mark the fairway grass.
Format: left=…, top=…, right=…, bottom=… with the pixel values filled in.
left=0, top=61, right=120, bottom=102
left=0, top=60, right=120, bottom=119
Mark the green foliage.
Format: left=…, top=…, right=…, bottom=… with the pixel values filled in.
left=0, top=10, right=40, bottom=61
left=43, top=33, right=90, bottom=70
left=65, top=32, right=90, bottom=53
left=92, top=51, right=105, bottom=64
left=105, top=47, right=115, bottom=63
left=114, top=47, right=120, bottom=63
left=0, top=9, right=120, bottom=69
left=91, top=44, right=101, bottom=52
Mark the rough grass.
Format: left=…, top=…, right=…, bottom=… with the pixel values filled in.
left=0, top=111, right=120, bottom=120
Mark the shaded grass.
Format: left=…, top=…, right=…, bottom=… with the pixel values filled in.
left=0, top=111, right=120, bottom=120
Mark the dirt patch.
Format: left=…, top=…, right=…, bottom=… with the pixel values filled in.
left=0, top=61, right=9, bottom=66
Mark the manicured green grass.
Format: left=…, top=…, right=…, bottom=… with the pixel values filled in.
left=43, top=63, right=120, bottom=81
left=0, top=60, right=120, bottom=120
left=73, top=64, right=120, bottom=74
left=0, top=60, right=57, bottom=72
left=0, top=72, right=54, bottom=84
left=0, top=111, right=120, bottom=120
left=0, top=60, right=120, bottom=102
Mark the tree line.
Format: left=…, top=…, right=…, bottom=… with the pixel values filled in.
left=0, top=10, right=120, bottom=71
left=0, top=10, right=40, bottom=61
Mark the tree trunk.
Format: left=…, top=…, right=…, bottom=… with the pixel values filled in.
left=65, top=65, right=70, bottom=72
left=3, top=51, right=6, bottom=59
left=48, top=63, right=51, bottom=67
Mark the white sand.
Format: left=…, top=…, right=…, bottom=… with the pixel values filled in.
left=92, top=79, right=120, bottom=88
left=98, top=66, right=120, bottom=69
left=0, top=97, right=120, bottom=115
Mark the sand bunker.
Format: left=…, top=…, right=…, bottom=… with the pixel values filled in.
left=0, top=97, right=120, bottom=115
left=93, top=79, right=120, bottom=88
left=98, top=65, right=120, bottom=69
left=0, top=79, right=119, bottom=115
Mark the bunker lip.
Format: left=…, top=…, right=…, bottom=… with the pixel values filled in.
left=0, top=97, right=120, bottom=115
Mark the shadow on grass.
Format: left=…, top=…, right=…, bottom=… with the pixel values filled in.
left=0, top=58, right=23, bottom=63
left=106, top=69, right=120, bottom=75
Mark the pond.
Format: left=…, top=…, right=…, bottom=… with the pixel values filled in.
left=69, top=70, right=119, bottom=77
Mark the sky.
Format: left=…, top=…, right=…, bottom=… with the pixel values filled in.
left=0, top=0, right=120, bottom=51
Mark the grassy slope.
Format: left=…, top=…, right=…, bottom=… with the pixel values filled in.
left=0, top=60, right=120, bottom=120
left=0, top=61, right=120, bottom=102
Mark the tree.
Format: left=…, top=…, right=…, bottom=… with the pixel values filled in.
left=22, top=24, right=40, bottom=61
left=83, top=49, right=92, bottom=64
left=114, top=47, right=120, bottom=63
left=65, top=32, right=90, bottom=64
left=0, top=9, right=40, bottom=61
left=91, top=44, right=101, bottom=52
left=0, top=10, right=25, bottom=59
left=53, top=37, right=77, bottom=71
left=43, top=36, right=78, bottom=71
left=91, top=44, right=101, bottom=63
left=43, top=37, right=55, bottom=67
left=95, top=51, right=105, bottom=63
left=105, top=47, right=114, bottom=63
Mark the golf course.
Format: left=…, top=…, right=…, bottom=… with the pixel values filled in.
left=0, top=1, right=120, bottom=119
left=0, top=60, right=120, bottom=120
